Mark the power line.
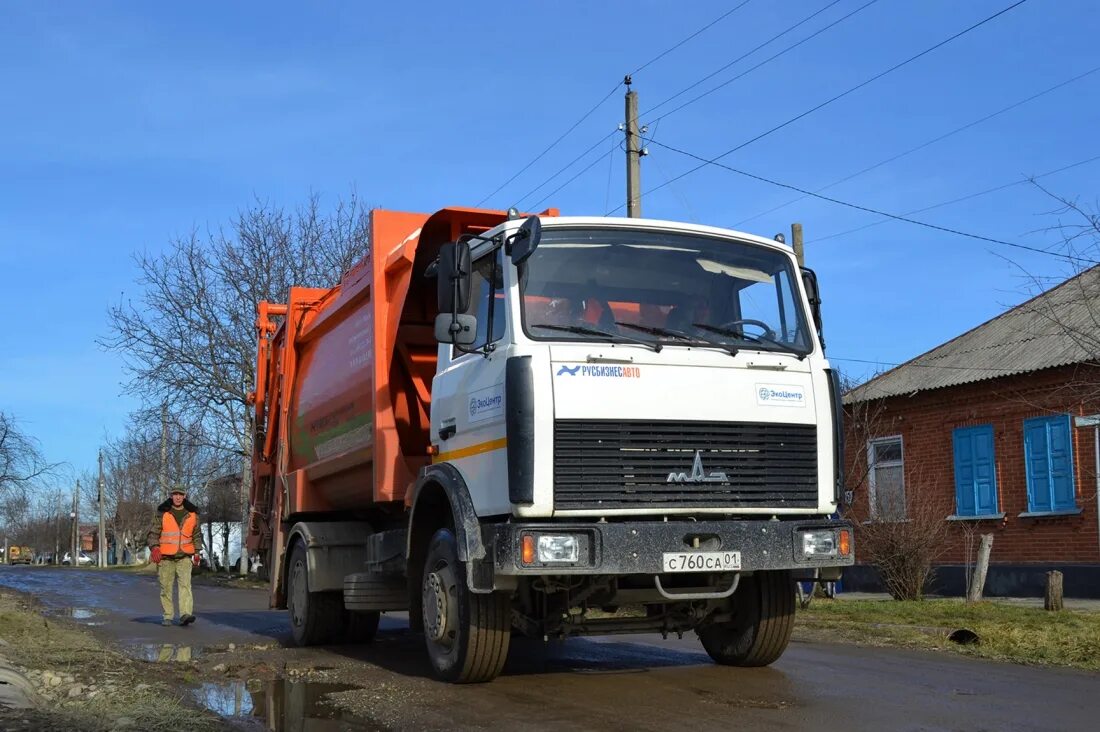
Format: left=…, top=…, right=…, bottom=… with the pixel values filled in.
left=478, top=1, right=754, bottom=209
left=515, top=130, right=619, bottom=210
left=513, top=0, right=874, bottom=211
left=830, top=356, right=1022, bottom=373
left=531, top=146, right=617, bottom=211
left=734, top=64, right=1100, bottom=226
left=642, top=0, right=873, bottom=124
left=608, top=0, right=1031, bottom=215
left=810, top=153, right=1100, bottom=244
left=477, top=83, right=620, bottom=208
left=646, top=137, right=1083, bottom=263
left=631, top=0, right=756, bottom=77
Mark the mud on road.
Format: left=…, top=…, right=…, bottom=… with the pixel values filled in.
left=1, top=566, right=1097, bottom=731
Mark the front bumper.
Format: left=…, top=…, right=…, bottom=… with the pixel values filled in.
left=489, top=518, right=853, bottom=576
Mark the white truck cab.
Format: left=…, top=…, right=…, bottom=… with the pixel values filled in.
left=411, top=213, right=852, bottom=680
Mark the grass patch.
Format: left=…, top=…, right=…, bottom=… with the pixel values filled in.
left=0, top=591, right=223, bottom=731
left=796, top=598, right=1100, bottom=671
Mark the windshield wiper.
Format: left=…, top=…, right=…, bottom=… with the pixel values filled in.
left=616, top=322, right=738, bottom=357
left=529, top=323, right=662, bottom=352
left=692, top=323, right=803, bottom=359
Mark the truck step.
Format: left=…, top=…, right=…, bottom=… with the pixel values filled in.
left=344, top=572, right=408, bottom=612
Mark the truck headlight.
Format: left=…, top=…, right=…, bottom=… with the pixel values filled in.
left=800, top=529, right=838, bottom=559
left=522, top=534, right=580, bottom=564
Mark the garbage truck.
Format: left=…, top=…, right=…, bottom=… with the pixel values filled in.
left=247, top=205, right=852, bottom=683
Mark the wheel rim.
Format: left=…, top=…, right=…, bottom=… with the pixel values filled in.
left=290, top=559, right=307, bottom=628
left=422, top=561, right=458, bottom=648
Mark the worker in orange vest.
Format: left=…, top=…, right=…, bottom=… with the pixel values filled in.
left=147, top=486, right=204, bottom=627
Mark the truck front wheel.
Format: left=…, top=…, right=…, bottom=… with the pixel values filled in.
left=421, top=528, right=511, bottom=683
left=698, top=570, right=795, bottom=667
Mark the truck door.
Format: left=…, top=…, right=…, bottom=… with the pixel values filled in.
left=431, top=247, right=511, bottom=516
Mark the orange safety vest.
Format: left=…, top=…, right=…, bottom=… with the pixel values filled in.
left=159, top=511, right=197, bottom=556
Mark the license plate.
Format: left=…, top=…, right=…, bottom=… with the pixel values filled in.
left=662, top=551, right=741, bottom=573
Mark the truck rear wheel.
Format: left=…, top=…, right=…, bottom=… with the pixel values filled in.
left=421, top=528, right=511, bottom=683
left=287, top=543, right=342, bottom=646
left=698, top=570, right=795, bottom=667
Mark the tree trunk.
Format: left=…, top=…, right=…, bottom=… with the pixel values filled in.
left=1045, top=570, right=1064, bottom=611
left=207, top=522, right=215, bottom=570
left=223, top=521, right=230, bottom=575
left=966, top=534, right=994, bottom=603
left=239, top=423, right=253, bottom=577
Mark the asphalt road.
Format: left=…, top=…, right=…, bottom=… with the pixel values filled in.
left=1, top=566, right=1096, bottom=731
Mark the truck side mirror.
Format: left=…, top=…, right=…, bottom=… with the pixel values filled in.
left=434, top=313, right=478, bottom=345
left=436, top=241, right=472, bottom=314
left=508, top=216, right=542, bottom=265
left=801, top=267, right=823, bottom=334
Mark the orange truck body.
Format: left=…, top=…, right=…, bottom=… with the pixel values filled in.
left=248, top=206, right=554, bottom=593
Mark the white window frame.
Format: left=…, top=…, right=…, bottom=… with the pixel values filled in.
left=867, top=435, right=905, bottom=520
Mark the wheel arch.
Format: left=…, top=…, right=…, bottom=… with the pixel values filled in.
left=407, top=464, right=486, bottom=564
left=282, top=520, right=373, bottom=597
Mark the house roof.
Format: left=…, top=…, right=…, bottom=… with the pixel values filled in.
left=845, top=265, right=1100, bottom=403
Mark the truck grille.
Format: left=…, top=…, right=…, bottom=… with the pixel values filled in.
left=553, top=420, right=818, bottom=510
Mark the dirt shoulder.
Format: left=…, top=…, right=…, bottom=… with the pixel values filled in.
left=0, top=589, right=225, bottom=732
left=795, top=597, right=1100, bottom=671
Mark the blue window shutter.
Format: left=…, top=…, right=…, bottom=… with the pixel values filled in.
left=972, top=426, right=998, bottom=514
left=1048, top=416, right=1076, bottom=511
left=1024, top=419, right=1052, bottom=512
left=953, top=429, right=977, bottom=516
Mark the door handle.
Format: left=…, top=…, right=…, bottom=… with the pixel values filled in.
left=438, top=424, right=457, bottom=441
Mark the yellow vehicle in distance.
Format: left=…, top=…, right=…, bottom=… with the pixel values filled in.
left=7, top=546, right=33, bottom=565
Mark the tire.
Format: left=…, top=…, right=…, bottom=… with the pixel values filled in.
left=421, top=529, right=511, bottom=683
left=698, top=570, right=795, bottom=667
left=286, top=542, right=342, bottom=646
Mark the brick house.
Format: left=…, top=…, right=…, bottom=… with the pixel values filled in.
left=842, top=267, right=1100, bottom=597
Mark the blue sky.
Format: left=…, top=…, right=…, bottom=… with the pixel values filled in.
left=1, top=0, right=1098, bottom=479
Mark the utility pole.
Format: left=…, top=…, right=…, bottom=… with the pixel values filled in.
left=791, top=222, right=805, bottom=267
left=98, top=449, right=107, bottom=568
left=54, top=494, right=61, bottom=565
left=71, top=481, right=79, bottom=565
left=624, top=76, right=643, bottom=218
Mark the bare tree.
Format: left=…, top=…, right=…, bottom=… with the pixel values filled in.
left=0, top=412, right=55, bottom=495
left=842, top=374, right=953, bottom=600
left=102, top=193, right=370, bottom=571
left=1005, top=184, right=1100, bottom=404
left=97, top=410, right=230, bottom=564
left=839, top=370, right=889, bottom=508
left=855, top=484, right=952, bottom=601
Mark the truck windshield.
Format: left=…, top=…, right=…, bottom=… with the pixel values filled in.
left=520, top=228, right=812, bottom=355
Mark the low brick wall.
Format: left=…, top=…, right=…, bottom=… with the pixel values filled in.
left=842, top=563, right=1100, bottom=599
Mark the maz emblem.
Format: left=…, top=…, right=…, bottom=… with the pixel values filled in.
left=667, top=450, right=729, bottom=483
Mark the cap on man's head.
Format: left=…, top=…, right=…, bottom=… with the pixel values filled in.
left=169, top=486, right=187, bottom=496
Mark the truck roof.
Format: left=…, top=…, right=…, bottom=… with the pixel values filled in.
left=486, top=215, right=794, bottom=256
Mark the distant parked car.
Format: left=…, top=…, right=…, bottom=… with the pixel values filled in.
left=62, top=552, right=95, bottom=566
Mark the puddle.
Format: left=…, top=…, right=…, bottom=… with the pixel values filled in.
left=132, top=644, right=203, bottom=663
left=63, top=607, right=96, bottom=620
left=195, top=679, right=381, bottom=730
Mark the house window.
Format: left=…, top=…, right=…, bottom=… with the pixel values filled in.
left=952, top=425, right=999, bottom=517
left=1023, top=415, right=1078, bottom=513
left=868, top=436, right=905, bottom=520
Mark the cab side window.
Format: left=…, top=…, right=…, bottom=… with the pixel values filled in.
left=457, top=248, right=506, bottom=354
